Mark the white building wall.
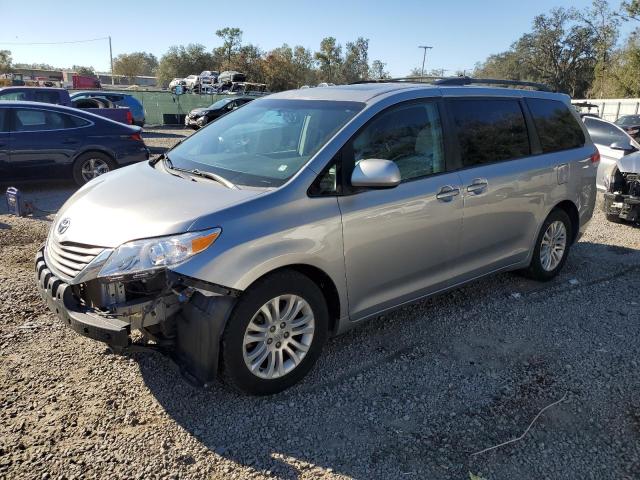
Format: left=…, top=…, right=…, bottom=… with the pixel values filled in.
left=572, top=98, right=640, bottom=122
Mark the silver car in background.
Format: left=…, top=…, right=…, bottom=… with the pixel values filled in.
left=36, top=81, right=598, bottom=395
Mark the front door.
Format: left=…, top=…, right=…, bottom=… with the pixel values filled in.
left=8, top=107, right=76, bottom=179
left=338, top=99, right=464, bottom=320
left=0, top=108, right=9, bottom=179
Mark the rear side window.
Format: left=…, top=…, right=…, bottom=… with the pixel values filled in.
left=583, top=117, right=629, bottom=147
left=15, top=109, right=68, bottom=131
left=32, top=90, right=62, bottom=104
left=66, top=114, right=91, bottom=128
left=449, top=98, right=530, bottom=167
left=526, top=98, right=585, bottom=152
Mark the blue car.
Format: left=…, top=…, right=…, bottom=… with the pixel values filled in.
left=0, top=101, right=149, bottom=185
left=70, top=91, right=145, bottom=126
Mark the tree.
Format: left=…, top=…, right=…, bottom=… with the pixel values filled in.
left=578, top=0, right=620, bottom=97
left=369, top=60, right=389, bottom=79
left=215, top=27, right=243, bottom=69
left=0, top=50, right=12, bottom=73
left=113, top=52, right=158, bottom=82
left=293, top=46, right=317, bottom=86
left=263, top=44, right=297, bottom=91
left=314, top=37, right=342, bottom=83
left=229, top=44, right=264, bottom=82
left=157, top=44, right=215, bottom=86
left=72, top=65, right=95, bottom=76
left=342, top=37, right=369, bottom=83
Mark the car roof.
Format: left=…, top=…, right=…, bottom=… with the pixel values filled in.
left=0, top=86, right=66, bottom=92
left=71, top=91, right=130, bottom=97
left=268, top=83, right=571, bottom=104
left=0, top=100, right=138, bottom=128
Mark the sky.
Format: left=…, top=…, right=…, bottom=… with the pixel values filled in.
left=0, top=0, right=635, bottom=77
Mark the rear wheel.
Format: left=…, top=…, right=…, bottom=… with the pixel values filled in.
left=523, top=209, right=572, bottom=281
left=221, top=270, right=328, bottom=395
left=72, top=152, right=116, bottom=186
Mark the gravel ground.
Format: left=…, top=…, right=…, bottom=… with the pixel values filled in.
left=1, top=138, right=640, bottom=479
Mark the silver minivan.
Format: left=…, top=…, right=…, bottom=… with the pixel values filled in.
left=36, top=80, right=598, bottom=395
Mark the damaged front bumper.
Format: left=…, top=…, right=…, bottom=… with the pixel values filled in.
left=603, top=170, right=640, bottom=223
left=35, top=247, right=240, bottom=383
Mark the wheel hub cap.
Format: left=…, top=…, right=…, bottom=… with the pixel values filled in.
left=540, top=220, right=567, bottom=271
left=242, top=295, right=315, bottom=380
left=81, top=158, right=110, bottom=182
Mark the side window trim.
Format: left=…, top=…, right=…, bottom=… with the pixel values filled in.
left=520, top=98, right=543, bottom=155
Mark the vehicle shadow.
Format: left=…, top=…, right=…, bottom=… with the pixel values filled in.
left=134, top=239, right=640, bottom=478
left=143, top=131, right=190, bottom=139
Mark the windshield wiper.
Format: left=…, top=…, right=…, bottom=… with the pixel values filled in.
left=185, top=169, right=238, bottom=189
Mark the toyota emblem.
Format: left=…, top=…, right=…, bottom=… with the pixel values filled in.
left=57, top=218, right=71, bottom=235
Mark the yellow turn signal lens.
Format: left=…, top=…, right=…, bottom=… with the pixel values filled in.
left=191, top=230, right=221, bottom=253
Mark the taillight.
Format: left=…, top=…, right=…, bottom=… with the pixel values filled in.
left=126, top=111, right=133, bottom=125
left=130, top=133, right=142, bottom=142
left=590, top=151, right=600, bottom=164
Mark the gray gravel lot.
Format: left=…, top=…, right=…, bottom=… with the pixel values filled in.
left=1, top=132, right=639, bottom=479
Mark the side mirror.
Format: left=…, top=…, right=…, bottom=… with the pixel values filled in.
left=351, top=159, right=401, bottom=188
left=610, top=140, right=633, bottom=152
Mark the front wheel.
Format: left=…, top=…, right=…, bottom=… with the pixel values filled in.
left=523, top=209, right=572, bottom=281
left=221, top=270, right=328, bottom=395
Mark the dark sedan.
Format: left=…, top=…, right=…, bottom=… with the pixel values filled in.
left=0, top=101, right=149, bottom=185
left=615, top=114, right=640, bottom=141
left=185, top=96, right=254, bottom=129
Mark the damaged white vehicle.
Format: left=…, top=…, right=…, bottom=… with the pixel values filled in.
left=603, top=152, right=640, bottom=223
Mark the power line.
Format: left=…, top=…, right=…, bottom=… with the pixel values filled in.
left=0, top=37, right=109, bottom=46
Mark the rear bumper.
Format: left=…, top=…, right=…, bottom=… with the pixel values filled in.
left=35, top=248, right=130, bottom=347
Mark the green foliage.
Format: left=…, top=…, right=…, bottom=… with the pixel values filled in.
left=113, top=52, right=158, bottom=81
left=0, top=50, right=12, bottom=73
left=314, top=37, right=343, bottom=83
left=72, top=65, right=95, bottom=77
left=157, top=44, right=214, bottom=86
left=370, top=60, right=390, bottom=79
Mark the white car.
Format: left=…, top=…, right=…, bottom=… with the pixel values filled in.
left=183, top=75, right=200, bottom=90
left=582, top=116, right=640, bottom=191
left=168, top=78, right=185, bottom=91
left=199, top=71, right=219, bottom=85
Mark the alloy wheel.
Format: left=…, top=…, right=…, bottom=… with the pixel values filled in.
left=540, top=220, right=567, bottom=271
left=81, top=158, right=110, bottom=182
left=242, top=295, right=315, bottom=379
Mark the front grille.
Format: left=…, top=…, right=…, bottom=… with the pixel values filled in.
left=45, top=238, right=104, bottom=280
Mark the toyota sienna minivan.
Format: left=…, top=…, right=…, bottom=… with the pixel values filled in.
left=36, top=79, right=598, bottom=395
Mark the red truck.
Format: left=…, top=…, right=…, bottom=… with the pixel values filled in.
left=0, top=87, right=132, bottom=125
left=72, top=75, right=102, bottom=90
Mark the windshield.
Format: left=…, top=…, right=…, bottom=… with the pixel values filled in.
left=616, top=115, right=640, bottom=126
left=208, top=98, right=234, bottom=109
left=168, top=98, right=364, bottom=187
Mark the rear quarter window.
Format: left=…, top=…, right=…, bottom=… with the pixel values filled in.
left=526, top=98, right=585, bottom=153
left=449, top=98, right=530, bottom=167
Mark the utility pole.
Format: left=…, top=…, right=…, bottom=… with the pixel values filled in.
left=109, top=36, right=114, bottom=85
left=418, top=45, right=432, bottom=77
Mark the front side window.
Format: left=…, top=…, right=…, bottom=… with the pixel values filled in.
left=584, top=117, right=630, bottom=146
left=616, top=115, right=640, bottom=126
left=0, top=91, right=27, bottom=101
left=526, top=98, right=585, bottom=153
left=449, top=98, right=530, bottom=167
left=14, top=109, right=67, bottom=131
left=350, top=101, right=445, bottom=182
left=168, top=98, right=364, bottom=187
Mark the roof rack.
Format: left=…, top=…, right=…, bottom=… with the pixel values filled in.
left=351, top=76, right=552, bottom=92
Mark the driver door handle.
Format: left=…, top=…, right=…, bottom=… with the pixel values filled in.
left=466, top=178, right=488, bottom=195
left=436, top=185, right=460, bottom=202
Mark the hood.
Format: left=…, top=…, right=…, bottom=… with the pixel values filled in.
left=617, top=151, right=640, bottom=173
left=53, top=161, right=264, bottom=248
left=190, top=108, right=208, bottom=115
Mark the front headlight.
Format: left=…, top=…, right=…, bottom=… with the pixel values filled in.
left=98, top=228, right=221, bottom=279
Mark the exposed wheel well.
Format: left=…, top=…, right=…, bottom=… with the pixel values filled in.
left=553, top=200, right=580, bottom=244
left=248, top=265, right=341, bottom=334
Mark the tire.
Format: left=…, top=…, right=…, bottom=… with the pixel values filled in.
left=72, top=152, right=117, bottom=186
left=220, top=270, right=329, bottom=395
left=606, top=213, right=623, bottom=224
left=523, top=209, right=572, bottom=281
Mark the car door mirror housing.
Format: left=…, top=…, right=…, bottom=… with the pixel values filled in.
left=351, top=159, right=401, bottom=188
left=610, top=140, right=633, bottom=152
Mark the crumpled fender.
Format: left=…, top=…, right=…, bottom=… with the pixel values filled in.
left=617, top=151, right=640, bottom=173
